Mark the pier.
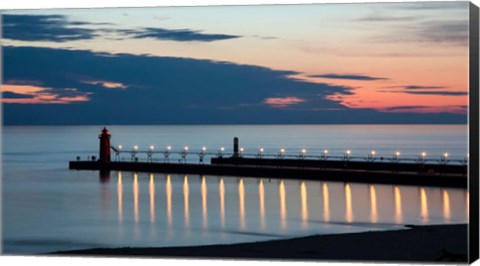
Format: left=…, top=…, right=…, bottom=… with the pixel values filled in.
left=69, top=128, right=468, bottom=188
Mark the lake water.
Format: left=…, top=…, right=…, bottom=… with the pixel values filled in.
left=2, top=125, right=469, bottom=254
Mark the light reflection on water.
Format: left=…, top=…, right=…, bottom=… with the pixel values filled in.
left=300, top=181, right=308, bottom=228
left=3, top=170, right=468, bottom=254
left=201, top=176, right=208, bottom=229
left=2, top=125, right=468, bottom=254
left=279, top=180, right=287, bottom=230
left=117, top=173, right=467, bottom=231
left=259, top=179, right=265, bottom=229
left=369, top=185, right=378, bottom=223
left=394, top=186, right=402, bottom=224
left=345, top=183, right=353, bottom=223
left=322, top=182, right=330, bottom=222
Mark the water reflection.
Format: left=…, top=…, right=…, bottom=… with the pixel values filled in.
left=117, top=171, right=123, bottom=224
left=184, top=175, right=190, bottom=228
left=420, top=187, right=429, bottom=222
left=149, top=174, right=155, bottom=224
left=166, top=175, right=172, bottom=226
left=239, top=178, right=246, bottom=230
left=300, top=181, right=308, bottom=227
left=258, top=179, right=265, bottom=229
left=110, top=174, right=466, bottom=237
left=369, top=185, right=378, bottom=223
left=322, top=182, right=330, bottom=222
left=279, top=180, right=287, bottom=229
left=219, top=178, right=225, bottom=228
left=133, top=173, right=139, bottom=223
left=394, top=186, right=403, bottom=224
left=345, top=183, right=353, bottom=223
left=201, top=176, right=208, bottom=228
left=442, top=189, right=451, bottom=222
left=100, top=170, right=110, bottom=183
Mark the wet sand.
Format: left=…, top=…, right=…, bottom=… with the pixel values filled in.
left=51, top=224, right=467, bottom=262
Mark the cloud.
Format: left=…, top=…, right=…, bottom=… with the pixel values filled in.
left=372, top=19, right=468, bottom=46
left=116, top=27, right=240, bottom=42
left=2, top=46, right=466, bottom=124
left=395, top=2, right=469, bottom=10
left=356, top=15, right=420, bottom=22
left=2, top=91, right=35, bottom=99
left=2, top=14, right=240, bottom=43
left=381, top=105, right=467, bottom=114
left=419, top=20, right=468, bottom=46
left=82, top=81, right=128, bottom=89
left=378, top=89, right=467, bottom=96
left=309, top=74, right=388, bottom=81
left=2, top=14, right=98, bottom=42
left=263, top=97, right=306, bottom=108
left=403, top=91, right=468, bottom=96
left=385, top=85, right=448, bottom=90
left=2, top=84, right=90, bottom=104
left=379, top=85, right=467, bottom=96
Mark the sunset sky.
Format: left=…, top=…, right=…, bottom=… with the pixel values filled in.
left=1, top=1, right=471, bottom=124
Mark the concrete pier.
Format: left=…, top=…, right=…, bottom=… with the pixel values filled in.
left=69, top=128, right=467, bottom=188
left=69, top=159, right=467, bottom=188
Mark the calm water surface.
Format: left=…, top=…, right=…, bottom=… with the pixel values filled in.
left=2, top=125, right=468, bottom=254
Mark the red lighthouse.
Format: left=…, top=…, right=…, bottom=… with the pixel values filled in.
left=99, top=127, right=111, bottom=163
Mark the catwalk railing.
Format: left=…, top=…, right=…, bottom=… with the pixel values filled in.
left=74, top=146, right=469, bottom=166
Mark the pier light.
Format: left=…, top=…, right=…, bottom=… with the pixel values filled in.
left=131, top=145, right=138, bottom=162
left=220, top=147, right=225, bottom=152
left=322, top=149, right=329, bottom=159
left=240, top=147, right=244, bottom=153
left=118, top=145, right=122, bottom=149
left=202, top=146, right=207, bottom=152
left=368, top=150, right=376, bottom=161
left=419, top=151, right=427, bottom=163
left=346, top=150, right=351, bottom=155
left=393, top=151, right=400, bottom=163
left=180, top=146, right=188, bottom=163
left=150, top=145, right=155, bottom=150
left=300, top=148, right=307, bottom=159
left=344, top=149, right=351, bottom=161
left=441, top=152, right=449, bottom=165
left=280, top=148, right=285, bottom=154
left=166, top=145, right=172, bottom=151
left=257, top=147, right=265, bottom=158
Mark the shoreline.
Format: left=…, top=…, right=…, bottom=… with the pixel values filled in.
left=50, top=224, right=468, bottom=262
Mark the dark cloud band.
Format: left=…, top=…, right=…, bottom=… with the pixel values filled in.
left=309, top=74, right=388, bottom=81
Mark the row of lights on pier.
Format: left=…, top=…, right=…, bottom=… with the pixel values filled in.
left=116, top=144, right=467, bottom=162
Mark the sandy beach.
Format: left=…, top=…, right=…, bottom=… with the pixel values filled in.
left=51, top=224, right=468, bottom=262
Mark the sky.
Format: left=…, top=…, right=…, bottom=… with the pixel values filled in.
left=1, top=1, right=471, bottom=124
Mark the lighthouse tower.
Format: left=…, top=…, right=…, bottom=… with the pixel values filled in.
left=99, top=127, right=111, bottom=163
